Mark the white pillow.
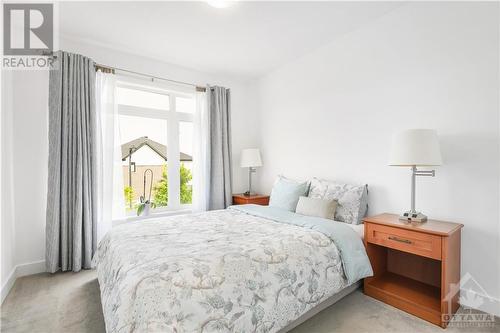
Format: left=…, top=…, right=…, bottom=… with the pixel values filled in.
left=308, top=178, right=368, bottom=224
left=295, top=196, right=337, bottom=220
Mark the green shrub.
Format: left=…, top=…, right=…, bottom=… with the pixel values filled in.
left=124, top=186, right=134, bottom=209
left=153, top=163, right=193, bottom=206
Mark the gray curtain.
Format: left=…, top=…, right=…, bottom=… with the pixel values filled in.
left=46, top=51, right=97, bottom=273
left=207, top=86, right=233, bottom=210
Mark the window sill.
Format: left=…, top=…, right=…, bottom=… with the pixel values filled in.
left=112, top=208, right=192, bottom=226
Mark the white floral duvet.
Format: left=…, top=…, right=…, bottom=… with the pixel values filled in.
left=94, top=208, right=350, bottom=333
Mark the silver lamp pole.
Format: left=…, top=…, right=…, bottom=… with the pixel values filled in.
left=401, top=165, right=436, bottom=222
left=245, top=167, right=257, bottom=196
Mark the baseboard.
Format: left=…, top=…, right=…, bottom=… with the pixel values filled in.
left=1, top=260, right=46, bottom=304
left=460, top=288, right=500, bottom=317
left=0, top=268, right=17, bottom=304
left=15, top=260, right=46, bottom=277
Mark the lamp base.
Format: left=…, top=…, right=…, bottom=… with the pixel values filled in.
left=243, top=191, right=256, bottom=197
left=399, top=211, right=428, bottom=223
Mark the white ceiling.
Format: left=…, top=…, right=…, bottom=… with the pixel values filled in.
left=60, top=1, right=401, bottom=79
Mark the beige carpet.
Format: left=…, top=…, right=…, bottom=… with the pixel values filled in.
left=1, top=271, right=498, bottom=333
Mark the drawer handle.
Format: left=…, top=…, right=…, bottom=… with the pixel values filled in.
left=388, top=236, right=412, bottom=244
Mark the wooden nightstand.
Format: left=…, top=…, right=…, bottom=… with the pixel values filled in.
left=232, top=194, right=270, bottom=206
left=363, top=213, right=463, bottom=328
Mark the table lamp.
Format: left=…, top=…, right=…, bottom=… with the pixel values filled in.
left=240, top=148, right=262, bottom=196
left=389, top=129, right=443, bottom=222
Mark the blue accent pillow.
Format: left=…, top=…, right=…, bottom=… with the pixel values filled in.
left=269, top=176, right=310, bottom=212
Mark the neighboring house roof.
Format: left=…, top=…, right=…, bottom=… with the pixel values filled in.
left=121, top=136, right=193, bottom=161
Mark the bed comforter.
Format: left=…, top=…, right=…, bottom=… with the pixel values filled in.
left=94, top=205, right=372, bottom=333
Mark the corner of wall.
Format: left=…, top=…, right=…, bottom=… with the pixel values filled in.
left=0, top=268, right=16, bottom=304
left=1, top=261, right=46, bottom=304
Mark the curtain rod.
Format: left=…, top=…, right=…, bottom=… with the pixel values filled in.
left=95, top=64, right=207, bottom=92
left=43, top=51, right=206, bottom=92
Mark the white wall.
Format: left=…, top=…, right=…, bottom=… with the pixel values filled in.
left=2, top=69, right=52, bottom=302
left=0, top=37, right=259, bottom=297
left=256, top=2, right=500, bottom=315
left=11, top=71, right=49, bottom=267
left=1, top=70, right=17, bottom=301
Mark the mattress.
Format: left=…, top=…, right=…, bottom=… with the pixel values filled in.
left=94, top=207, right=371, bottom=332
left=346, top=223, right=365, bottom=239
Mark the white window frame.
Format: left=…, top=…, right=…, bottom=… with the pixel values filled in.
left=115, top=77, right=195, bottom=217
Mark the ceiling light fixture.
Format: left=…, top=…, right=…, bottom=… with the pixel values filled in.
left=207, top=0, right=235, bottom=9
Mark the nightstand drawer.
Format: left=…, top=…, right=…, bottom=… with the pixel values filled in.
left=366, top=223, right=442, bottom=260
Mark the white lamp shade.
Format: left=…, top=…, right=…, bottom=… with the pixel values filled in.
left=240, top=148, right=262, bottom=168
left=389, top=129, right=443, bottom=166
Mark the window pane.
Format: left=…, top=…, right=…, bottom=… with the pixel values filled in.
left=116, top=87, right=170, bottom=110
left=179, top=121, right=193, bottom=204
left=119, top=115, right=168, bottom=212
left=176, top=96, right=195, bottom=114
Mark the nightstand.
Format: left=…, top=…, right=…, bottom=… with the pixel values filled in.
left=363, top=213, right=463, bottom=328
left=232, top=194, right=270, bottom=206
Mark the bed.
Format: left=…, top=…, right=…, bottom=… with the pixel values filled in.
left=93, top=204, right=373, bottom=333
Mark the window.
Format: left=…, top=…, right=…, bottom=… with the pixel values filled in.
left=179, top=121, right=194, bottom=204
left=116, top=86, right=170, bottom=110
left=116, top=80, right=195, bottom=216
left=176, top=96, right=195, bottom=114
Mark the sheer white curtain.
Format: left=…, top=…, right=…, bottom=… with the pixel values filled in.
left=96, top=71, right=125, bottom=242
left=192, top=89, right=210, bottom=212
